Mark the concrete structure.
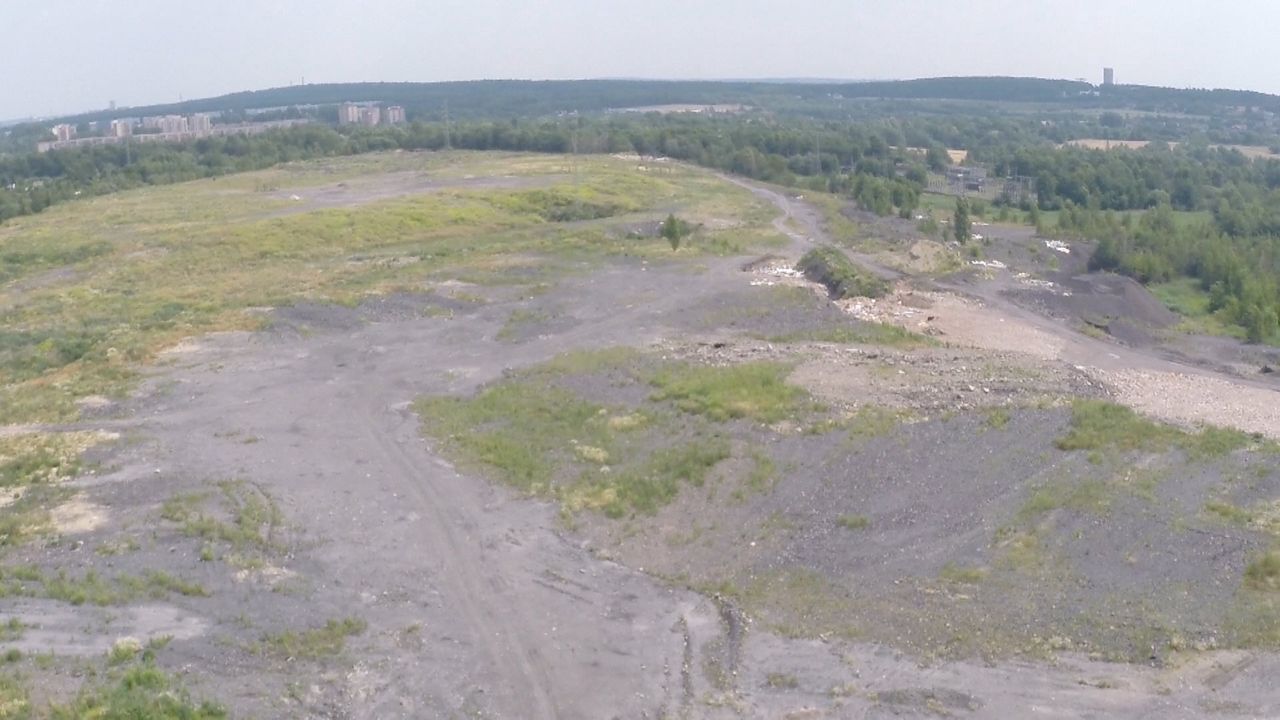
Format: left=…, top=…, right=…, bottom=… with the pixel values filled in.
left=385, top=106, right=406, bottom=125
left=52, top=124, right=76, bottom=142
left=338, top=102, right=362, bottom=125
left=361, top=106, right=381, bottom=126
left=189, top=113, right=212, bottom=134
left=151, top=115, right=188, bottom=134
left=1104, top=67, right=1115, bottom=86
left=37, top=119, right=311, bottom=153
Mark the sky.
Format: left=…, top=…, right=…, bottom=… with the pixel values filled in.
left=4, top=0, right=1278, bottom=119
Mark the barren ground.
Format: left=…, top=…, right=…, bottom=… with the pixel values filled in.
left=3, top=155, right=1280, bottom=718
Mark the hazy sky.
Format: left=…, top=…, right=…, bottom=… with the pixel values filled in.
left=5, top=0, right=1277, bottom=119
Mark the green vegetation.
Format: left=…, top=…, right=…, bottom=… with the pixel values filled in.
left=766, top=322, right=934, bottom=349
left=42, top=661, right=226, bottom=719
left=836, top=514, right=870, bottom=530
left=418, top=351, right=817, bottom=518
left=939, top=564, right=988, bottom=584
left=0, top=566, right=206, bottom=606
left=735, top=569, right=860, bottom=641
left=1244, top=551, right=1280, bottom=591
left=660, top=213, right=694, bottom=250
left=953, top=198, right=972, bottom=243
left=649, top=362, right=809, bottom=424
left=257, top=617, right=367, bottom=661
left=765, top=672, right=799, bottom=689
left=0, top=153, right=776, bottom=424
left=1056, top=400, right=1254, bottom=459
left=0, top=619, right=24, bottom=642
left=847, top=405, right=905, bottom=440
left=496, top=309, right=549, bottom=343
left=795, top=247, right=888, bottom=300
left=984, top=407, right=1011, bottom=430
left=159, top=481, right=284, bottom=568
left=0, top=432, right=105, bottom=488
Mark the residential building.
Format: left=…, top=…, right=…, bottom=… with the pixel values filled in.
left=385, top=106, right=406, bottom=124
left=338, top=102, right=362, bottom=125
left=110, top=119, right=133, bottom=137
left=52, top=124, right=76, bottom=142
left=189, top=113, right=213, bottom=135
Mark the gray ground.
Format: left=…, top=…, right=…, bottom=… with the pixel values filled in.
left=6, top=172, right=1280, bottom=719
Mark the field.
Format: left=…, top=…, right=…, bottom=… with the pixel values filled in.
left=0, top=152, right=778, bottom=424
left=2, top=151, right=1280, bottom=717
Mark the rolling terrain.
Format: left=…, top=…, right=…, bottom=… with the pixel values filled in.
left=1, top=152, right=1279, bottom=718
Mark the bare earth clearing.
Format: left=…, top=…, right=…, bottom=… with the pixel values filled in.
left=2, top=153, right=1280, bottom=718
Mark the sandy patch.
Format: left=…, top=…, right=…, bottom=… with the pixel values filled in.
left=50, top=494, right=108, bottom=534
left=839, top=286, right=1065, bottom=359
left=0, top=488, right=23, bottom=509
left=1098, top=368, right=1280, bottom=440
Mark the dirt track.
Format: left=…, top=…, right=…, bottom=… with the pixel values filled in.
left=12, top=169, right=1280, bottom=718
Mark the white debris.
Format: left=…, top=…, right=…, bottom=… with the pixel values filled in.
left=1044, top=239, right=1071, bottom=254
left=757, top=265, right=804, bottom=279
left=969, top=259, right=1007, bottom=270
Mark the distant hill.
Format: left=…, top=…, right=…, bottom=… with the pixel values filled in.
left=43, top=76, right=1280, bottom=125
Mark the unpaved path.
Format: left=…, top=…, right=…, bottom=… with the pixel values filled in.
left=729, top=177, right=1280, bottom=439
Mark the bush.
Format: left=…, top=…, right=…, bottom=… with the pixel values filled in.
left=796, top=247, right=888, bottom=300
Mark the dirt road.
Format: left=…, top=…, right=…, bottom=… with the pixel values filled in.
left=729, top=177, right=1280, bottom=439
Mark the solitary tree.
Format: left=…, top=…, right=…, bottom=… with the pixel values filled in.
left=661, top=213, right=689, bottom=251
left=953, top=198, right=972, bottom=244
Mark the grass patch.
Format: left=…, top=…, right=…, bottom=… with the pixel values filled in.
left=984, top=407, right=1011, bottom=430
left=765, top=672, right=799, bottom=689
left=1244, top=551, right=1280, bottom=592
left=847, top=405, right=904, bottom=440
left=0, top=432, right=108, bottom=488
left=796, top=247, right=888, bottom=300
left=258, top=617, right=367, bottom=661
left=495, top=308, right=549, bottom=343
left=939, top=564, right=988, bottom=584
left=0, top=153, right=775, bottom=424
left=836, top=514, right=870, bottom=530
left=0, top=566, right=207, bottom=606
left=1055, top=400, right=1175, bottom=454
left=1056, top=400, right=1254, bottom=459
left=1150, top=278, right=1247, bottom=339
left=649, top=362, right=810, bottom=424
left=417, top=349, right=755, bottom=518
left=159, top=481, right=284, bottom=567
left=1019, top=478, right=1112, bottom=520
left=745, top=450, right=777, bottom=493
left=49, top=658, right=225, bottom=719
left=735, top=569, right=860, bottom=640
left=0, top=619, right=24, bottom=642
left=766, top=322, right=933, bottom=349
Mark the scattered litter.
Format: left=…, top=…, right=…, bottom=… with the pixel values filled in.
left=750, top=263, right=805, bottom=287
left=969, top=259, right=1007, bottom=270
left=290, top=194, right=302, bottom=201
left=757, top=265, right=804, bottom=279
left=1044, top=239, right=1071, bottom=254
left=1019, top=277, right=1058, bottom=290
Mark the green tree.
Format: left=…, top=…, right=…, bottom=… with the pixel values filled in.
left=953, top=198, right=972, bottom=244
left=661, top=213, right=689, bottom=251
